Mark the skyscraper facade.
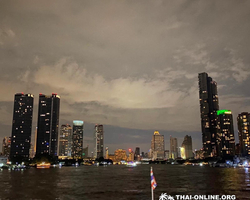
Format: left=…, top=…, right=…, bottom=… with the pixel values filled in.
left=72, top=120, right=84, bottom=159
left=59, top=124, right=72, bottom=157
left=36, top=93, right=60, bottom=156
left=170, top=136, right=178, bottom=159
left=237, top=112, right=250, bottom=156
left=217, top=110, right=235, bottom=157
left=114, top=149, right=127, bottom=162
left=94, top=124, right=104, bottom=159
left=181, top=135, right=193, bottom=159
left=10, top=93, right=34, bottom=160
left=134, top=147, right=140, bottom=161
left=151, top=131, right=164, bottom=160
left=82, top=146, right=88, bottom=159
left=2, top=137, right=11, bottom=157
left=128, top=148, right=135, bottom=161
left=105, top=147, right=109, bottom=159
left=198, top=72, right=219, bottom=157
left=164, top=150, right=170, bottom=159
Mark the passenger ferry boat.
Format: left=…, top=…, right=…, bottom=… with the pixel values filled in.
left=36, top=162, right=51, bottom=169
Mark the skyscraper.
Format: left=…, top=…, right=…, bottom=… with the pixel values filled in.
left=82, top=146, right=88, bottom=159
left=170, top=136, right=178, bottom=159
left=105, top=147, right=109, bottom=159
left=72, top=120, right=84, bottom=159
left=217, top=110, right=235, bottom=157
left=128, top=148, right=135, bottom=161
left=181, top=135, right=193, bottom=159
left=164, top=150, right=170, bottom=159
left=59, top=124, right=72, bottom=157
left=198, top=72, right=219, bottom=157
left=10, top=93, right=34, bottom=161
left=134, top=147, right=140, bottom=161
left=114, top=149, right=127, bottom=162
left=36, top=93, right=60, bottom=156
left=94, top=124, right=104, bottom=159
left=237, top=112, right=250, bottom=156
left=2, top=137, right=11, bottom=157
left=151, top=131, right=164, bottom=160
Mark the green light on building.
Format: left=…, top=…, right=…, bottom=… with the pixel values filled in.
left=217, top=110, right=232, bottom=115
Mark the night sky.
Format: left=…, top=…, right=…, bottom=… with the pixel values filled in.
left=0, top=0, right=250, bottom=154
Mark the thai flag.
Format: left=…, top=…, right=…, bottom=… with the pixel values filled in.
left=151, top=167, right=157, bottom=190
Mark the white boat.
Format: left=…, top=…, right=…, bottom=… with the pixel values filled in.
left=126, top=162, right=137, bottom=167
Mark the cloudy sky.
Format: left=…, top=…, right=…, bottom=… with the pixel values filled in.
left=0, top=0, right=250, bottom=154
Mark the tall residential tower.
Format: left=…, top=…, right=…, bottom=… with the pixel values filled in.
left=59, top=124, right=72, bottom=158
left=151, top=131, right=164, bottom=160
left=237, top=112, right=250, bottom=156
left=72, top=120, right=84, bottom=159
left=170, top=136, right=178, bottom=159
left=181, top=135, right=193, bottom=159
left=217, top=110, right=235, bottom=157
left=10, top=93, right=34, bottom=161
left=36, top=93, right=60, bottom=156
left=94, top=124, right=104, bottom=159
left=2, top=137, right=11, bottom=157
left=198, top=72, right=219, bottom=157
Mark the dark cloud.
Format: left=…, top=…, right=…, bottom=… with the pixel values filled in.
left=0, top=0, right=250, bottom=153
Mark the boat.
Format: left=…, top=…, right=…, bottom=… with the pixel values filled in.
left=126, top=161, right=137, bottom=167
left=36, top=162, right=51, bottom=169
left=83, top=162, right=92, bottom=166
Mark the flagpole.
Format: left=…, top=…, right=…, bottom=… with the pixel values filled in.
left=151, top=167, right=154, bottom=200
left=151, top=184, right=154, bottom=200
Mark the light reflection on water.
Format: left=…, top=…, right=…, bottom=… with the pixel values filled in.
left=0, top=165, right=250, bottom=200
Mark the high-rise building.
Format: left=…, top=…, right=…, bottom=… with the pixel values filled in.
left=94, top=124, right=104, bottom=159
left=134, top=147, right=140, bottom=161
left=29, top=143, right=35, bottom=158
left=181, top=135, right=193, bottom=159
left=198, top=72, right=219, bottom=157
left=237, top=112, right=250, bottom=156
left=151, top=131, right=164, bottom=160
left=141, top=152, right=145, bottom=158
left=10, top=93, right=34, bottom=161
left=2, top=137, right=11, bottom=157
left=170, top=136, right=178, bottom=159
left=36, top=93, right=60, bottom=156
left=235, top=143, right=240, bottom=156
left=59, top=124, right=72, bottom=158
left=194, top=149, right=205, bottom=159
left=179, top=147, right=185, bottom=159
left=82, top=146, right=88, bottom=159
left=164, top=150, right=170, bottom=160
left=105, top=147, right=109, bottom=159
left=114, top=149, right=127, bottom=162
left=217, top=110, right=235, bottom=157
left=128, top=148, right=134, bottom=161
left=34, top=127, right=37, bottom=155
left=72, top=120, right=84, bottom=159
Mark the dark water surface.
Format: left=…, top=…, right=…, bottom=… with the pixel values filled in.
left=0, top=165, right=250, bottom=200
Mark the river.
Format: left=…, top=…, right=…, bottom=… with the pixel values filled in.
left=0, top=165, right=250, bottom=199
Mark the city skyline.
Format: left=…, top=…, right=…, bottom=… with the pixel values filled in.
left=1, top=89, right=249, bottom=157
left=1, top=1, right=250, bottom=154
